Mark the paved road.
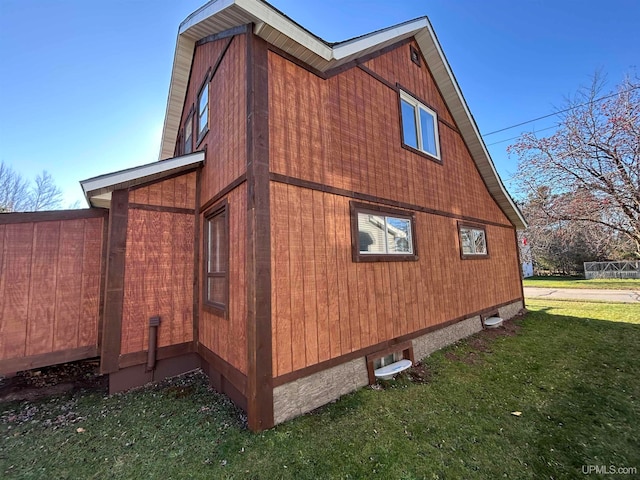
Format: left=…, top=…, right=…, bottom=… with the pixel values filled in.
left=523, top=287, right=640, bottom=303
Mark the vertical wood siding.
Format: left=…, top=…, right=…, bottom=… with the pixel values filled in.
left=268, top=41, right=510, bottom=226
left=270, top=185, right=521, bottom=377
left=120, top=209, right=195, bottom=355
left=0, top=216, right=103, bottom=364
left=268, top=40, right=522, bottom=377
left=129, top=172, right=196, bottom=208
left=177, top=34, right=247, bottom=209
left=199, top=184, right=248, bottom=374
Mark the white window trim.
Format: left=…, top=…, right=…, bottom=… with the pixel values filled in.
left=197, top=82, right=209, bottom=141
left=359, top=213, right=413, bottom=255
left=400, top=90, right=441, bottom=160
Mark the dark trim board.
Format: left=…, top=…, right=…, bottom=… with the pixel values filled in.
left=193, top=167, right=202, bottom=355
left=199, top=174, right=247, bottom=213
left=99, top=189, right=129, bottom=374
left=198, top=345, right=248, bottom=411
left=266, top=37, right=413, bottom=81
left=0, top=208, right=108, bottom=225
left=128, top=203, right=195, bottom=215
left=245, top=27, right=274, bottom=431
left=196, top=24, right=248, bottom=46
left=117, top=342, right=195, bottom=369
left=109, top=353, right=201, bottom=394
left=0, top=346, right=98, bottom=375
left=272, top=297, right=523, bottom=387
left=270, top=172, right=515, bottom=230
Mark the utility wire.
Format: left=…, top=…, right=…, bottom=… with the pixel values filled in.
left=486, top=124, right=558, bottom=147
left=482, top=85, right=640, bottom=137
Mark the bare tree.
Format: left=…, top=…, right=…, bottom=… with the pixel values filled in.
left=518, top=187, right=632, bottom=274
left=0, top=161, right=64, bottom=212
left=30, top=171, right=64, bottom=211
left=510, top=73, right=640, bottom=255
left=0, top=161, right=30, bottom=212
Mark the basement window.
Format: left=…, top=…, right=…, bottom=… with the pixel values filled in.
left=204, top=201, right=228, bottom=315
left=400, top=90, right=440, bottom=160
left=351, top=202, right=418, bottom=262
left=458, top=223, right=489, bottom=259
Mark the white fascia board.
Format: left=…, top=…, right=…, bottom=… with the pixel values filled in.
left=416, top=23, right=527, bottom=229
left=236, top=0, right=332, bottom=60
left=332, top=17, right=428, bottom=61
left=81, top=151, right=205, bottom=198
left=179, top=0, right=236, bottom=34
left=159, top=35, right=196, bottom=160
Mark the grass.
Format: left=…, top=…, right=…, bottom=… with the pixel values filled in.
left=523, top=275, right=640, bottom=290
left=2, top=300, right=639, bottom=479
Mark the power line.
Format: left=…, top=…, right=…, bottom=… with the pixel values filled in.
left=486, top=124, right=558, bottom=147
left=481, top=85, right=640, bottom=137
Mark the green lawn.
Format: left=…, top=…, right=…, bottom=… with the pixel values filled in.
left=2, top=300, right=639, bottom=479
left=523, top=275, right=640, bottom=290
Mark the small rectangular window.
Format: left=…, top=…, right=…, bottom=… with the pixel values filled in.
left=197, top=81, right=209, bottom=142
left=184, top=114, right=193, bottom=154
left=458, top=224, right=488, bottom=259
left=400, top=90, right=440, bottom=160
left=204, top=201, right=228, bottom=313
left=351, top=202, right=418, bottom=262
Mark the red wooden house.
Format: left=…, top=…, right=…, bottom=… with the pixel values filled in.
left=0, top=0, right=526, bottom=431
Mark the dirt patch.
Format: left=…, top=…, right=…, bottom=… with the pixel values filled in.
left=446, top=317, right=524, bottom=365
left=407, top=362, right=431, bottom=383
left=0, top=359, right=107, bottom=403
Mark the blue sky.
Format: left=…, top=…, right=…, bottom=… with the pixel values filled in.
left=1, top=0, right=638, bottom=208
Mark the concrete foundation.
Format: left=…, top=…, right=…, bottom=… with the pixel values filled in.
left=273, top=299, right=523, bottom=425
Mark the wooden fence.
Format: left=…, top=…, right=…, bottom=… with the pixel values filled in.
left=0, top=210, right=106, bottom=374
left=584, top=261, right=640, bottom=279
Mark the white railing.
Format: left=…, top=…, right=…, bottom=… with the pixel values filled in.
left=584, top=261, right=640, bottom=279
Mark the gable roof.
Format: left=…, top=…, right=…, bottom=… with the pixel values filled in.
left=80, top=151, right=204, bottom=208
left=159, top=0, right=526, bottom=228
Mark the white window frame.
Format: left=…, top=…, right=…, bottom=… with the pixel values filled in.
left=184, top=113, right=193, bottom=155
left=350, top=202, right=418, bottom=262
left=400, top=90, right=440, bottom=160
left=197, top=81, right=209, bottom=142
left=459, top=224, right=488, bottom=258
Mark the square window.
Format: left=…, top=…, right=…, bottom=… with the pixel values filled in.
left=400, top=90, right=440, bottom=159
left=204, top=201, right=228, bottom=313
left=351, top=202, right=418, bottom=262
left=459, top=224, right=488, bottom=258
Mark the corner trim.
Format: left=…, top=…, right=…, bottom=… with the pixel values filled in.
left=245, top=26, right=274, bottom=431
left=99, top=189, right=129, bottom=374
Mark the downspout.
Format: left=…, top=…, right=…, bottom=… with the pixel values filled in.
left=147, top=316, right=161, bottom=371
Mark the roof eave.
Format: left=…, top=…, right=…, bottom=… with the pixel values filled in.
left=158, top=0, right=527, bottom=229
left=80, top=151, right=205, bottom=208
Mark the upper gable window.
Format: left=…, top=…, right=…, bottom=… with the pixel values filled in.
left=197, top=81, right=209, bottom=142
left=400, top=90, right=440, bottom=160
left=184, top=113, right=193, bottom=154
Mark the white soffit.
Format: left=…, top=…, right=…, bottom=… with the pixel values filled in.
left=158, top=0, right=526, bottom=228
left=80, top=151, right=204, bottom=208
